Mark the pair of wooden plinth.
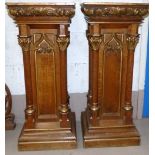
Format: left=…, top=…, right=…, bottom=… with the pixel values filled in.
left=6, top=2, right=148, bottom=151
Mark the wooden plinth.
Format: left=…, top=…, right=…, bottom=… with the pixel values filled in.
left=18, top=112, right=76, bottom=151
left=81, top=112, right=140, bottom=148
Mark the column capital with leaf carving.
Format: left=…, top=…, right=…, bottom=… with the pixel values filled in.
left=126, top=34, right=139, bottom=51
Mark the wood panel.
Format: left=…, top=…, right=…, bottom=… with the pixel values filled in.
left=101, top=33, right=123, bottom=116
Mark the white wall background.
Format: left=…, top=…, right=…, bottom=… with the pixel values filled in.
left=5, top=0, right=149, bottom=95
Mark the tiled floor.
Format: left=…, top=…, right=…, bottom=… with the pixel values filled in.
left=6, top=119, right=149, bottom=155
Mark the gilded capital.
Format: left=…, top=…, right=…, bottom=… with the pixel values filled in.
left=57, top=36, right=69, bottom=51
left=18, top=36, right=31, bottom=52
left=126, top=34, right=139, bottom=51
left=88, top=35, right=102, bottom=51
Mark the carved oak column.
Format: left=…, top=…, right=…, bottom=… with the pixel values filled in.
left=87, top=24, right=102, bottom=126
left=57, top=25, right=70, bottom=127
left=18, top=25, right=35, bottom=129
left=81, top=3, right=148, bottom=148
left=6, top=3, right=76, bottom=150
left=125, top=29, right=139, bottom=124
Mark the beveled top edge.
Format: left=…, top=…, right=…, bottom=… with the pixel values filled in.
left=6, top=2, right=75, bottom=6
left=81, top=2, right=149, bottom=6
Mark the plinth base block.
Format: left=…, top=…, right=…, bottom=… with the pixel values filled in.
left=81, top=111, right=140, bottom=148
left=18, top=112, right=77, bottom=151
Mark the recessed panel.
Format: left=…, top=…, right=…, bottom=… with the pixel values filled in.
left=101, top=33, right=123, bottom=116
left=30, top=30, right=59, bottom=119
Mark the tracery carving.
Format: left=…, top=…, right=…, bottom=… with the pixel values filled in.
left=104, top=34, right=122, bottom=52
left=34, top=33, right=55, bottom=54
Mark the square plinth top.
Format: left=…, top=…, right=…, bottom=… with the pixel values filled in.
left=6, top=2, right=75, bottom=24
left=81, top=2, right=149, bottom=23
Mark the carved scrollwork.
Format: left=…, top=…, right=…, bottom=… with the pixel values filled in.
left=8, top=6, right=75, bottom=18
left=81, top=5, right=148, bottom=17
left=57, top=36, right=69, bottom=51
left=18, top=36, right=31, bottom=52
left=88, top=35, right=102, bottom=51
left=126, top=34, right=139, bottom=50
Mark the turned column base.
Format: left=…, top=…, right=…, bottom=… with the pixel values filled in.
left=81, top=111, right=140, bottom=148
left=18, top=112, right=77, bottom=151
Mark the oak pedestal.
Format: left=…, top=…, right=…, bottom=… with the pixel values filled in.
left=81, top=3, right=148, bottom=148
left=7, top=3, right=76, bottom=150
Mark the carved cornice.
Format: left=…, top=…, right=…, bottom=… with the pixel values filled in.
left=88, top=35, right=102, bottom=51
left=81, top=3, right=148, bottom=18
left=7, top=6, right=75, bottom=18
left=57, top=36, right=69, bottom=51
left=18, top=36, right=31, bottom=52
left=126, top=34, right=139, bottom=50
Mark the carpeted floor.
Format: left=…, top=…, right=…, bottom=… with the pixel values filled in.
left=5, top=119, right=149, bottom=155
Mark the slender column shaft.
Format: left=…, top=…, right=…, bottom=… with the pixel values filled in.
left=57, top=24, right=70, bottom=127
left=124, top=24, right=139, bottom=124
left=18, top=24, right=34, bottom=128
left=87, top=24, right=102, bottom=126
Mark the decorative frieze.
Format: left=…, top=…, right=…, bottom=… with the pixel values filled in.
left=8, top=6, right=75, bottom=18
left=81, top=4, right=148, bottom=17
